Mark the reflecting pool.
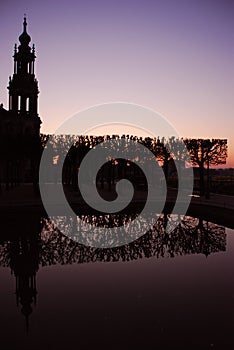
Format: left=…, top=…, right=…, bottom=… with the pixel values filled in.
left=0, top=214, right=233, bottom=349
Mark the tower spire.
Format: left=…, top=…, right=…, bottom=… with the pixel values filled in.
left=19, top=15, right=31, bottom=47
left=8, top=16, right=41, bottom=129
left=23, top=15, right=27, bottom=32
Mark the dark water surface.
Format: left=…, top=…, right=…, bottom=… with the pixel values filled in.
left=0, top=214, right=233, bottom=350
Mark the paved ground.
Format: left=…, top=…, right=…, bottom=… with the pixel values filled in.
left=190, top=192, right=234, bottom=210
left=0, top=183, right=233, bottom=210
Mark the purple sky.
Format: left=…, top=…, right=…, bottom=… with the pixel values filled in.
left=0, top=0, right=233, bottom=166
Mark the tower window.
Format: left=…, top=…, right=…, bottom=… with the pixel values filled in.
left=26, top=97, right=29, bottom=112
left=18, top=96, right=21, bottom=111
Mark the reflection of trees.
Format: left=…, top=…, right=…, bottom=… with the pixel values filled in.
left=0, top=215, right=226, bottom=269
left=41, top=215, right=226, bottom=262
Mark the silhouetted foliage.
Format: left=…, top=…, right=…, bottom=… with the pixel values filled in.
left=0, top=133, right=229, bottom=198
left=185, top=138, right=228, bottom=196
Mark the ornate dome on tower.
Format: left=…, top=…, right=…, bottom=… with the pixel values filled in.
left=19, top=16, right=31, bottom=46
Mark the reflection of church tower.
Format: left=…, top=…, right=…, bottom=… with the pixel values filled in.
left=8, top=16, right=41, bottom=136
left=10, top=235, right=40, bottom=331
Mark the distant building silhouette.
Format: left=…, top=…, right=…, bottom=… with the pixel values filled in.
left=0, top=16, right=42, bottom=188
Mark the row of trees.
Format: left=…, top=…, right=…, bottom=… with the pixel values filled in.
left=0, top=133, right=228, bottom=197
left=42, top=134, right=227, bottom=197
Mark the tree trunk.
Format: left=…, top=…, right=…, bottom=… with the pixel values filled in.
left=205, top=161, right=210, bottom=199
left=199, top=163, right=205, bottom=196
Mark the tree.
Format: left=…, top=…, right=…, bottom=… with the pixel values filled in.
left=203, top=139, right=228, bottom=198
left=185, top=138, right=228, bottom=196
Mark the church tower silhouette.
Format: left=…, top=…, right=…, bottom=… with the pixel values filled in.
left=0, top=16, right=42, bottom=188
left=8, top=16, right=41, bottom=136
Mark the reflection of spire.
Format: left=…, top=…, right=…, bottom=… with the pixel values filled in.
left=15, top=272, right=37, bottom=332
left=10, top=236, right=39, bottom=332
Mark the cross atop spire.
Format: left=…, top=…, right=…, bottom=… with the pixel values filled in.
left=23, top=15, right=27, bottom=32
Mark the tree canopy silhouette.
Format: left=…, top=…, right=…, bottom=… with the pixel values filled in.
left=184, top=138, right=228, bottom=196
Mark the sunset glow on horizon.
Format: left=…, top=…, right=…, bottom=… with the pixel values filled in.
left=0, top=0, right=233, bottom=167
